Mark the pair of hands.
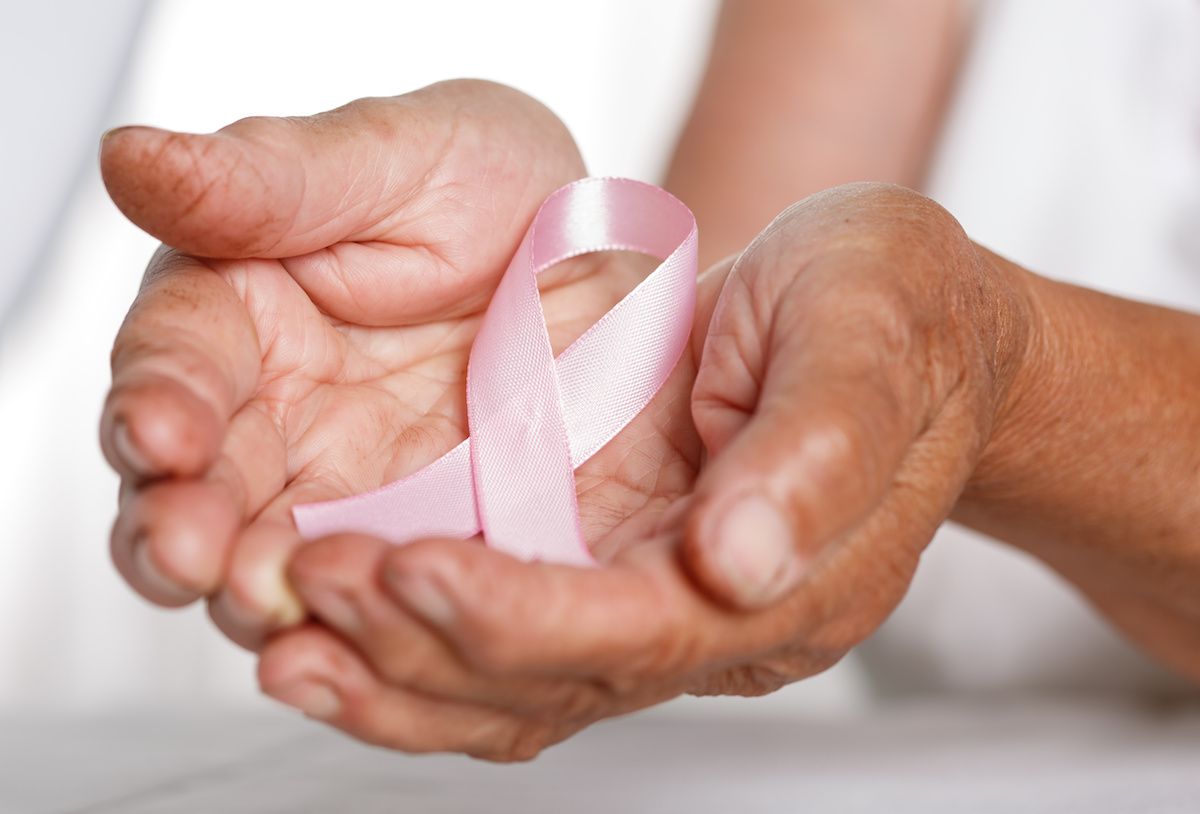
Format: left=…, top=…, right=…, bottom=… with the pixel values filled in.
left=100, top=80, right=1029, bottom=759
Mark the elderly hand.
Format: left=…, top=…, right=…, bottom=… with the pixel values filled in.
left=260, top=183, right=1038, bottom=759
left=100, top=80, right=703, bottom=649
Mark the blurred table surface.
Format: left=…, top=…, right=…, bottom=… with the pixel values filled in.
left=2, top=695, right=1199, bottom=814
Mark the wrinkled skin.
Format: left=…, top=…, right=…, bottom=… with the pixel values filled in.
left=101, top=79, right=700, bottom=648
left=253, top=182, right=1029, bottom=760
left=102, top=81, right=1029, bottom=760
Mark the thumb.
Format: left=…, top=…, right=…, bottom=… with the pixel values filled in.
left=683, top=264, right=926, bottom=610
left=98, top=79, right=580, bottom=262
left=100, top=100, right=413, bottom=260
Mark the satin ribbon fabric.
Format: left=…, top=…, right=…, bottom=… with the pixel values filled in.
left=292, top=177, right=698, bottom=565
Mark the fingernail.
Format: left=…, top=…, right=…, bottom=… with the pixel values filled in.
left=384, top=567, right=455, bottom=628
left=245, top=544, right=305, bottom=628
left=212, top=561, right=305, bottom=633
left=270, top=680, right=340, bottom=720
left=304, top=587, right=360, bottom=633
left=132, top=534, right=196, bottom=604
left=710, top=495, right=797, bottom=607
left=113, top=420, right=153, bottom=476
left=100, top=125, right=130, bottom=144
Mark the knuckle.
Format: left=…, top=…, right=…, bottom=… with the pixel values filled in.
left=822, top=181, right=964, bottom=242
left=222, top=114, right=280, bottom=135
left=477, top=722, right=551, bottom=764
left=834, top=181, right=932, bottom=214
left=438, top=561, right=525, bottom=676
left=460, top=631, right=520, bottom=676
left=374, top=645, right=443, bottom=690
left=434, top=77, right=518, bottom=97
left=312, top=98, right=388, bottom=137
left=604, top=576, right=697, bottom=689
left=543, top=683, right=606, bottom=721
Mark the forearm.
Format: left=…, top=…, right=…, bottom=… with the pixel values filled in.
left=664, top=0, right=965, bottom=266
left=956, top=255, right=1200, bottom=678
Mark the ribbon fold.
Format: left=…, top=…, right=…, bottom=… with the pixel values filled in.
left=293, top=177, right=698, bottom=565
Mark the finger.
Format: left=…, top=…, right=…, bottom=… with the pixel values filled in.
left=378, top=537, right=706, bottom=690
left=100, top=106, right=458, bottom=325
left=376, top=537, right=881, bottom=712
left=99, top=105, right=412, bottom=261
left=288, top=535, right=608, bottom=718
left=104, top=249, right=276, bottom=605
left=258, top=625, right=571, bottom=761
left=100, top=81, right=583, bottom=324
left=207, top=479, right=344, bottom=650
left=101, top=250, right=260, bottom=482
left=110, top=479, right=239, bottom=607
left=685, top=247, right=932, bottom=609
left=764, top=397, right=980, bottom=658
left=687, top=253, right=740, bottom=364
left=109, top=400, right=287, bottom=606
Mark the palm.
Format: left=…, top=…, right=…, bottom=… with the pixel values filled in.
left=215, top=245, right=700, bottom=556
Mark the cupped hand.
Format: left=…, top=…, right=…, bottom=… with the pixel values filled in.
left=260, top=183, right=1038, bottom=759
left=100, top=79, right=701, bottom=648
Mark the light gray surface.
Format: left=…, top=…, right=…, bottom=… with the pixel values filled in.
left=2, top=696, right=1199, bottom=814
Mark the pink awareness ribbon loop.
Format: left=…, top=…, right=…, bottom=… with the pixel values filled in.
left=292, top=177, right=698, bottom=565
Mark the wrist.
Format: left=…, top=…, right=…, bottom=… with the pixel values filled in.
left=957, top=246, right=1055, bottom=505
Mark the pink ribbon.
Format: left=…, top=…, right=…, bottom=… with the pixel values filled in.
left=292, top=178, right=698, bottom=565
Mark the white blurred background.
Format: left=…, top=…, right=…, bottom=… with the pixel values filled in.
left=1, top=0, right=1197, bottom=718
